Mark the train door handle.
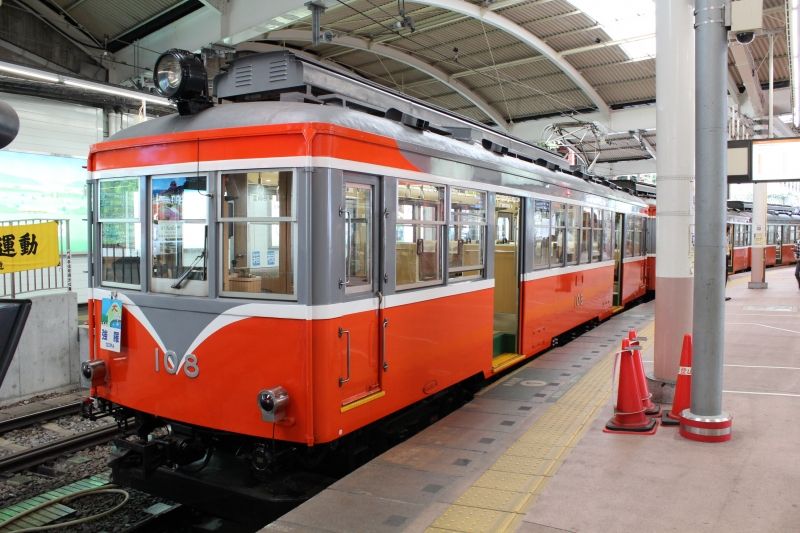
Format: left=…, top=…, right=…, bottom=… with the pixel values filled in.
left=381, top=319, right=389, bottom=372
left=338, top=327, right=351, bottom=387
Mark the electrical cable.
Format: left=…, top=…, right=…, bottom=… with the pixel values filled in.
left=332, top=0, right=588, bottom=117
left=479, top=19, right=513, bottom=123
left=0, top=485, right=130, bottom=532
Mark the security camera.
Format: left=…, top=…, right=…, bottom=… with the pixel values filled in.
left=735, top=31, right=755, bottom=45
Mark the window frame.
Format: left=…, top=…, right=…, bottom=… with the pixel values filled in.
left=565, top=204, right=579, bottom=266
left=579, top=206, right=592, bottom=264
left=533, top=199, right=551, bottom=270
left=216, top=169, right=298, bottom=301
left=97, top=176, right=142, bottom=290
left=149, top=173, right=211, bottom=297
left=344, top=181, right=375, bottom=295
left=590, top=208, right=603, bottom=262
left=448, top=187, right=487, bottom=282
left=395, top=180, right=446, bottom=291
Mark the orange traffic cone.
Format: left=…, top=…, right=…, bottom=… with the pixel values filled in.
left=604, top=339, right=658, bottom=434
left=662, top=334, right=692, bottom=426
left=628, top=329, right=661, bottom=416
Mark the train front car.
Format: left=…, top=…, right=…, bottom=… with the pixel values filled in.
left=82, top=49, right=651, bottom=510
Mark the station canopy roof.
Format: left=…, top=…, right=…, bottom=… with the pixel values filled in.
left=7, top=0, right=794, bottom=162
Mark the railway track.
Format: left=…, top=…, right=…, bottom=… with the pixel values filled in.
left=0, top=424, right=121, bottom=474
left=0, top=401, right=84, bottom=434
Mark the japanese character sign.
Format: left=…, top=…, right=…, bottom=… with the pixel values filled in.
left=100, top=298, right=123, bottom=353
left=0, top=222, right=59, bottom=273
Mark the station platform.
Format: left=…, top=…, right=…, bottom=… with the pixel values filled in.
left=265, top=266, right=800, bottom=533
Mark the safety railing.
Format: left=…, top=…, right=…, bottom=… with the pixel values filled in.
left=0, top=219, right=72, bottom=298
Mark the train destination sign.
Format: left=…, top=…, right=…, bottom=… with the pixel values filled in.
left=0, top=221, right=60, bottom=274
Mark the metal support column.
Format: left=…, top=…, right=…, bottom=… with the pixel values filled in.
left=653, top=0, right=695, bottom=398
left=681, top=0, right=733, bottom=442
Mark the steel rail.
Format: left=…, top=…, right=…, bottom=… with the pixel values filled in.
left=0, top=401, right=84, bottom=434
left=0, top=424, right=120, bottom=473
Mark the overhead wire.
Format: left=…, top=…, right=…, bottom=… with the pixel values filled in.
left=346, top=0, right=578, bottom=100
left=332, top=0, right=590, bottom=119
left=479, top=19, right=513, bottom=123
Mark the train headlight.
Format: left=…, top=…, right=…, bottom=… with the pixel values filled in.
left=153, top=49, right=211, bottom=115
left=81, top=360, right=107, bottom=386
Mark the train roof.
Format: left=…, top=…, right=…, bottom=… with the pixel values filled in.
left=108, top=101, right=646, bottom=207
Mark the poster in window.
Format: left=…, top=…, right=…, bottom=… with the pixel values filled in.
left=152, top=179, right=184, bottom=221
left=100, top=298, right=123, bottom=353
left=266, top=249, right=278, bottom=267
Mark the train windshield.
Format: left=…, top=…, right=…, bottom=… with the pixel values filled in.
left=151, top=176, right=209, bottom=296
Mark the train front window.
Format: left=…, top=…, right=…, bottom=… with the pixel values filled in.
left=219, top=170, right=295, bottom=298
left=98, top=178, right=141, bottom=288
left=151, top=176, right=209, bottom=296
left=448, top=188, right=486, bottom=281
left=396, top=181, right=444, bottom=289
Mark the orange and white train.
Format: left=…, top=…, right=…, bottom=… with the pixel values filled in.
left=726, top=201, right=800, bottom=273
left=81, top=50, right=657, bottom=487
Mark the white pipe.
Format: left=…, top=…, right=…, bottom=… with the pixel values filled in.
left=791, top=0, right=800, bottom=130
left=0, top=59, right=172, bottom=107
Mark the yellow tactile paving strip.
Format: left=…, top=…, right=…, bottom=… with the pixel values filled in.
left=427, top=321, right=655, bottom=533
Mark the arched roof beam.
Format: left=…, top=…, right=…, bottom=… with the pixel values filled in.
left=419, top=0, right=611, bottom=118
left=264, top=29, right=510, bottom=130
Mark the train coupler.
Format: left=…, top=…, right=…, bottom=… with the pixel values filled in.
left=111, top=437, right=169, bottom=478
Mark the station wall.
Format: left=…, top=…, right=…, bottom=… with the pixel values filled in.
left=0, top=292, right=80, bottom=402
left=0, top=94, right=138, bottom=401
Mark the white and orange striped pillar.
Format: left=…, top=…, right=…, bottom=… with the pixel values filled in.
left=653, top=0, right=695, bottom=398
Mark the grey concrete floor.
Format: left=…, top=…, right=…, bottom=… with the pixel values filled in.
left=521, top=266, right=800, bottom=533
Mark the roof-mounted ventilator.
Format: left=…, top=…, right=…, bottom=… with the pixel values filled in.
left=212, top=50, right=570, bottom=168
left=481, top=139, right=508, bottom=155
left=385, top=108, right=429, bottom=130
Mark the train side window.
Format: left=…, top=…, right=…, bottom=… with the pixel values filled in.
left=565, top=204, right=579, bottom=265
left=636, top=217, right=647, bottom=256
left=766, top=225, right=774, bottom=245
left=448, top=187, right=486, bottom=281
left=98, top=177, right=141, bottom=288
left=579, top=206, right=592, bottom=264
left=533, top=199, right=550, bottom=270
left=218, top=170, right=295, bottom=299
left=631, top=215, right=643, bottom=257
left=550, top=202, right=565, bottom=267
left=624, top=216, right=635, bottom=257
left=602, top=210, right=613, bottom=260
left=396, top=180, right=444, bottom=289
left=591, top=208, right=602, bottom=262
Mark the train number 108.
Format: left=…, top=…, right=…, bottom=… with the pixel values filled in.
left=154, top=348, right=200, bottom=378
